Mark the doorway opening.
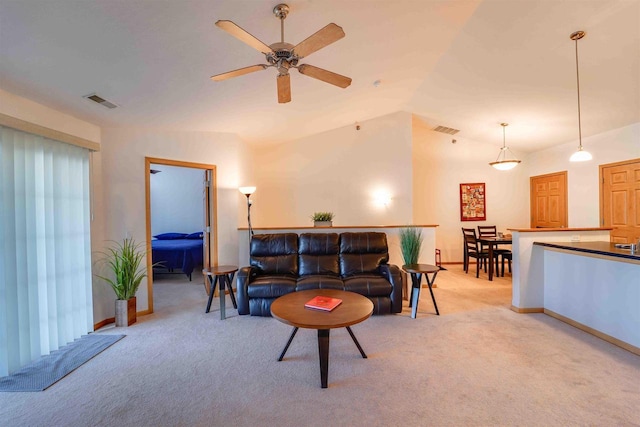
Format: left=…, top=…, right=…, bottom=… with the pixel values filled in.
left=144, top=157, right=217, bottom=314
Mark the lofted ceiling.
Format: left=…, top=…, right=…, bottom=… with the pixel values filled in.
left=0, top=0, right=638, bottom=152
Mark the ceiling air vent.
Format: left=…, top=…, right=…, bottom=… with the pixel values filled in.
left=433, top=125, right=460, bottom=135
left=83, top=93, right=118, bottom=109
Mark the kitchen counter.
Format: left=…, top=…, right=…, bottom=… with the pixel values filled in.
left=535, top=240, right=639, bottom=354
left=533, top=241, right=640, bottom=263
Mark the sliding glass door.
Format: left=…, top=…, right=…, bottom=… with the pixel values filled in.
left=0, top=125, right=93, bottom=376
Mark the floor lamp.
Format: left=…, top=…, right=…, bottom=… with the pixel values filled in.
left=239, top=186, right=256, bottom=238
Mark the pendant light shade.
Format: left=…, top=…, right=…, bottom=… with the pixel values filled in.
left=569, top=146, right=592, bottom=162
left=489, top=123, right=521, bottom=170
left=569, top=30, right=592, bottom=162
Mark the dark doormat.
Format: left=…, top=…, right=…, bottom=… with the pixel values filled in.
left=0, top=334, right=125, bottom=392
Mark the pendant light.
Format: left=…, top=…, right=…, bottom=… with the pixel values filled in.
left=569, top=30, right=592, bottom=162
left=489, top=123, right=521, bottom=170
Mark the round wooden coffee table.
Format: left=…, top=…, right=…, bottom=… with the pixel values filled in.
left=271, top=289, right=373, bottom=388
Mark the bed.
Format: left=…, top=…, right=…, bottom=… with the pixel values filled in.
left=151, top=232, right=204, bottom=280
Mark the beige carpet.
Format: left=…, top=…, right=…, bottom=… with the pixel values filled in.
left=1, top=267, right=639, bottom=426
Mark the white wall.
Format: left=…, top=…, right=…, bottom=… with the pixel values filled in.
left=150, top=164, right=204, bottom=236
left=412, top=116, right=530, bottom=262
left=98, top=128, right=247, bottom=321
left=0, top=88, right=100, bottom=143
left=524, top=122, right=640, bottom=227
left=250, top=111, right=414, bottom=228
left=511, top=229, right=611, bottom=309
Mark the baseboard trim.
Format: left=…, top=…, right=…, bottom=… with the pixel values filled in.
left=93, top=308, right=153, bottom=331
left=94, top=317, right=115, bottom=331
left=544, top=309, right=640, bottom=356
left=510, top=305, right=544, bottom=313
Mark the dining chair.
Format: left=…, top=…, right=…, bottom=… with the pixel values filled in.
left=501, top=252, right=512, bottom=276
left=461, top=228, right=469, bottom=271
left=462, top=228, right=489, bottom=278
left=477, top=225, right=511, bottom=277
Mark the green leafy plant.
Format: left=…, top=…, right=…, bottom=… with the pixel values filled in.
left=96, top=238, right=150, bottom=300
left=311, top=212, right=335, bottom=222
left=399, top=227, right=423, bottom=265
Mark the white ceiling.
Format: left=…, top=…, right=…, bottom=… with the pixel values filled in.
left=1, top=0, right=638, bottom=152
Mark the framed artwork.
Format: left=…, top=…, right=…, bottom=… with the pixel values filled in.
left=460, top=183, right=486, bottom=221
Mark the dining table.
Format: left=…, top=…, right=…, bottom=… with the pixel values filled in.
left=477, top=236, right=512, bottom=281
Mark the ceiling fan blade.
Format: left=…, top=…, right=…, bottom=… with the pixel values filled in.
left=215, top=20, right=273, bottom=54
left=211, top=64, right=268, bottom=81
left=277, top=74, right=291, bottom=104
left=298, top=64, right=352, bottom=88
left=293, top=23, right=345, bottom=59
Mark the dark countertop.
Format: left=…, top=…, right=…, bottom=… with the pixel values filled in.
left=509, top=227, right=612, bottom=232
left=533, top=241, right=640, bottom=262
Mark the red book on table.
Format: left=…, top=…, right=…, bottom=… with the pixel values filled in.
left=304, top=295, right=343, bottom=312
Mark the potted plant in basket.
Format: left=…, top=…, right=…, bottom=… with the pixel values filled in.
left=311, top=212, right=335, bottom=227
left=96, top=238, right=149, bottom=327
left=399, top=227, right=423, bottom=266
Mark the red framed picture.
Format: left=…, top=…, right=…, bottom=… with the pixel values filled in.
left=460, top=183, right=486, bottom=221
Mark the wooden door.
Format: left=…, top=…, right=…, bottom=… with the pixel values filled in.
left=530, top=171, right=568, bottom=228
left=203, top=170, right=211, bottom=294
left=601, top=158, right=640, bottom=244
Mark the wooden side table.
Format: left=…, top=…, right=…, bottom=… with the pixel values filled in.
left=402, top=264, right=440, bottom=318
left=203, top=265, right=238, bottom=320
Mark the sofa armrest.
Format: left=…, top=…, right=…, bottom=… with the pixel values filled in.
left=236, top=266, right=254, bottom=315
left=379, top=264, right=403, bottom=313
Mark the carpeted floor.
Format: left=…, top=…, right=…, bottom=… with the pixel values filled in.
left=1, top=267, right=639, bottom=426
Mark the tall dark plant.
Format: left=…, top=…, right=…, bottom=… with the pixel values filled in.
left=96, top=238, right=149, bottom=300
left=400, top=227, right=423, bottom=265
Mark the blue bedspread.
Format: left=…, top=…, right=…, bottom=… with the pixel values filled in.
left=152, top=239, right=203, bottom=277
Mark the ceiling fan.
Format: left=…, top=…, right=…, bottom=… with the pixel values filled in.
left=211, top=3, right=352, bottom=103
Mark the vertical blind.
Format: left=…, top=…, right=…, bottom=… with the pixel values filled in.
left=0, top=125, right=93, bottom=376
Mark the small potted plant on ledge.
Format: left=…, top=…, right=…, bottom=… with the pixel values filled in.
left=96, top=238, right=149, bottom=327
left=400, top=226, right=423, bottom=266
left=311, top=212, right=335, bottom=227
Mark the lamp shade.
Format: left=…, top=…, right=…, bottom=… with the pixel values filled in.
left=490, top=159, right=520, bottom=171
left=489, top=123, right=520, bottom=170
left=569, top=147, right=592, bottom=162
left=238, top=186, right=256, bottom=196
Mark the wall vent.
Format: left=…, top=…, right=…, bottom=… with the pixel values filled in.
left=83, top=93, right=118, bottom=109
left=433, top=125, right=460, bottom=135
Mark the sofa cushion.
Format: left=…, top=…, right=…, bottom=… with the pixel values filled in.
left=247, top=275, right=297, bottom=298
left=296, top=275, right=344, bottom=291
left=343, top=275, right=393, bottom=297
left=298, top=233, right=340, bottom=276
left=339, top=232, right=390, bottom=277
left=250, top=233, right=298, bottom=276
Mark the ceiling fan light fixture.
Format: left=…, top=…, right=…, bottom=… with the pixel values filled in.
left=489, top=123, right=521, bottom=171
left=212, top=4, right=351, bottom=103
left=569, top=30, right=592, bottom=162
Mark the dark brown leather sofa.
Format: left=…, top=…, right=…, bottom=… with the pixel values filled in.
left=236, top=232, right=403, bottom=316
